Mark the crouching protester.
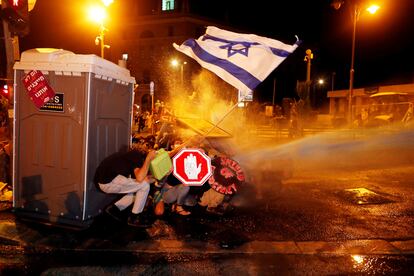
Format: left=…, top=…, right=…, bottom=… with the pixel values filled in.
left=94, top=148, right=157, bottom=228
left=151, top=136, right=202, bottom=217
left=152, top=173, right=192, bottom=217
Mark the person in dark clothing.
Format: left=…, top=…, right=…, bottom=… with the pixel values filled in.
left=94, top=149, right=157, bottom=227
left=137, top=113, right=146, bottom=133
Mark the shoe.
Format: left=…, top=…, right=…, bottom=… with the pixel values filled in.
left=174, top=205, right=191, bottom=216
left=127, top=213, right=151, bottom=228
left=105, top=205, right=123, bottom=222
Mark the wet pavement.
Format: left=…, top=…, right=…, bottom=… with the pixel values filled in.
left=1, top=250, right=414, bottom=275
left=1, top=163, right=414, bottom=274
left=1, top=128, right=414, bottom=274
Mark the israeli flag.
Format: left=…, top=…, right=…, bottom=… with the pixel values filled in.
left=173, top=26, right=299, bottom=94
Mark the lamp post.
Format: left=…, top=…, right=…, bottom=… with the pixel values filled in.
left=304, top=49, right=313, bottom=83
left=171, top=59, right=187, bottom=86
left=332, top=0, right=379, bottom=124
left=96, top=25, right=110, bottom=59
left=88, top=1, right=112, bottom=59
left=348, top=3, right=358, bottom=124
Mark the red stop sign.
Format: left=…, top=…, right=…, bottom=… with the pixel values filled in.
left=172, top=148, right=212, bottom=186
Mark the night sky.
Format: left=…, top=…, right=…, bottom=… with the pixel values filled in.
left=20, top=0, right=414, bottom=102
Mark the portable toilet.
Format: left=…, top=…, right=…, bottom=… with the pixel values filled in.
left=12, top=48, right=135, bottom=228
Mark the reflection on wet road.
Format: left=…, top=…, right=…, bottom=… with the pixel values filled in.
left=1, top=251, right=413, bottom=275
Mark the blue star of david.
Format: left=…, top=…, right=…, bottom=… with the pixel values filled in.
left=201, top=35, right=260, bottom=58
left=219, top=42, right=256, bottom=57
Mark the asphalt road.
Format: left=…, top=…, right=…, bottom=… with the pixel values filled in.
left=1, top=128, right=414, bottom=274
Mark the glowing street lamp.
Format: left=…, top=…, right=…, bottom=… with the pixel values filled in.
left=88, top=6, right=106, bottom=25
left=332, top=1, right=380, bottom=124
left=88, top=2, right=113, bottom=59
left=102, top=0, right=113, bottom=6
left=170, top=59, right=179, bottom=67
left=366, top=4, right=380, bottom=14
left=171, top=59, right=187, bottom=85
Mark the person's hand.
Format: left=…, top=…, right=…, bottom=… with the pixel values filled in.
left=146, top=150, right=157, bottom=161
left=145, top=175, right=156, bottom=183
left=184, top=153, right=201, bottom=180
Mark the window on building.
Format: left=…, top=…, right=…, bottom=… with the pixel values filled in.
left=162, top=0, right=175, bottom=11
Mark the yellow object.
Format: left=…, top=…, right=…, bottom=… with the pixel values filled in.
left=150, top=149, right=172, bottom=180
left=29, top=0, right=37, bottom=12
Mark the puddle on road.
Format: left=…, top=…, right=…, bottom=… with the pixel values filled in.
left=338, top=188, right=395, bottom=205
left=350, top=254, right=411, bottom=275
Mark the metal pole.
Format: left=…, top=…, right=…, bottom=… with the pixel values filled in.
left=306, top=59, right=311, bottom=83
left=100, top=25, right=105, bottom=59
left=180, top=63, right=183, bottom=86
left=305, top=49, right=312, bottom=83
left=349, top=5, right=358, bottom=124
left=204, top=99, right=242, bottom=137
left=151, top=94, right=154, bottom=134
left=2, top=15, right=19, bottom=140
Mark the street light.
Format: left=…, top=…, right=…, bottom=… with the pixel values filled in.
left=171, top=59, right=187, bottom=85
left=312, top=78, right=326, bottom=109
left=332, top=0, right=379, bottom=123
left=304, top=49, right=313, bottom=83
left=102, top=0, right=113, bottom=6
left=88, top=2, right=112, bottom=59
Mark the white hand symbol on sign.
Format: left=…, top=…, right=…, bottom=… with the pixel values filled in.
left=184, top=154, right=202, bottom=180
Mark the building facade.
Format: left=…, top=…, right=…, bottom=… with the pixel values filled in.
left=109, top=0, right=229, bottom=111
left=327, top=83, right=414, bottom=123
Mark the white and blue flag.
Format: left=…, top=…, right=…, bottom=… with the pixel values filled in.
left=173, top=26, right=300, bottom=93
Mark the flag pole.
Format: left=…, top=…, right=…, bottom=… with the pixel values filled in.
left=172, top=97, right=244, bottom=154
left=204, top=99, right=242, bottom=137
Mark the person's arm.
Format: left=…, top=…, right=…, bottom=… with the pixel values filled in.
left=133, top=150, right=157, bottom=182
left=168, top=135, right=204, bottom=157
left=168, top=142, right=185, bottom=157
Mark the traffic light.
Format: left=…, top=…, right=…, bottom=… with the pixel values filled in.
left=0, top=0, right=29, bottom=36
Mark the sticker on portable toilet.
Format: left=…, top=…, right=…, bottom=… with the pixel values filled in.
left=22, top=70, right=56, bottom=108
